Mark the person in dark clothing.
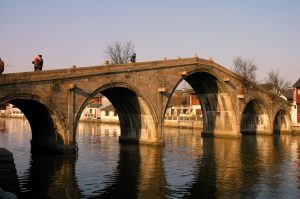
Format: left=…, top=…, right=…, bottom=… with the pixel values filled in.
left=130, top=53, right=136, bottom=63
left=0, top=58, right=4, bottom=74
left=36, top=55, right=43, bottom=71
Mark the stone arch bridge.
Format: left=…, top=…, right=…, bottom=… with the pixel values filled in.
left=0, top=57, right=291, bottom=153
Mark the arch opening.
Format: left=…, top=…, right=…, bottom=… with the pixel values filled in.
left=102, top=87, right=141, bottom=142
left=163, top=81, right=203, bottom=130
left=273, top=109, right=292, bottom=134
left=0, top=99, right=65, bottom=153
left=185, top=72, right=235, bottom=136
left=164, top=71, right=237, bottom=137
left=241, top=99, right=271, bottom=135
left=75, top=85, right=158, bottom=145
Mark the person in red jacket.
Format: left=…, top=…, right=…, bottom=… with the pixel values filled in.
left=32, top=55, right=43, bottom=71
left=32, top=56, right=39, bottom=71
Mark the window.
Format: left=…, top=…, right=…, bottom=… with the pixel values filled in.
left=114, top=111, right=117, bottom=116
left=171, top=109, right=175, bottom=115
left=105, top=111, right=109, bottom=116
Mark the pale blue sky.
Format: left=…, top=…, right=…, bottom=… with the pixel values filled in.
left=1, top=0, right=299, bottom=83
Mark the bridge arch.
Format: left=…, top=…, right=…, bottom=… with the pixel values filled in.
left=75, top=82, right=159, bottom=144
left=240, top=98, right=271, bottom=134
left=0, top=94, right=75, bottom=153
left=165, top=69, right=239, bottom=137
left=273, top=109, right=292, bottom=134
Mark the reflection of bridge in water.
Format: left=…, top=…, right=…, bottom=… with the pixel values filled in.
left=1, top=118, right=300, bottom=198
left=0, top=57, right=292, bottom=153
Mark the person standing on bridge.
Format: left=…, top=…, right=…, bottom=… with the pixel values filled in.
left=32, top=55, right=43, bottom=71
left=0, top=58, right=4, bottom=74
left=36, top=55, right=43, bottom=71
left=32, top=55, right=39, bottom=71
left=130, top=53, right=136, bottom=63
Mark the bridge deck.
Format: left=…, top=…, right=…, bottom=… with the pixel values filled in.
left=0, top=57, right=239, bottom=85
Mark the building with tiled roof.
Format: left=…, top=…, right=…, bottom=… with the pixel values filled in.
left=293, top=78, right=300, bottom=88
left=292, top=78, right=300, bottom=123
left=284, top=89, right=293, bottom=103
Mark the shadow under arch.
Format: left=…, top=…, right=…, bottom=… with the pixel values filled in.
left=273, top=109, right=292, bottom=134
left=240, top=98, right=271, bottom=135
left=165, top=69, right=238, bottom=137
left=0, top=94, right=71, bottom=153
left=75, top=82, right=159, bottom=144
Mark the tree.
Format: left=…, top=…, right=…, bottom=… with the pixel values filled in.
left=233, top=56, right=258, bottom=83
left=265, top=70, right=291, bottom=95
left=105, top=40, right=135, bottom=64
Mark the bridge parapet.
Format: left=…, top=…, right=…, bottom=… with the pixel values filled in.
left=0, top=57, right=243, bottom=85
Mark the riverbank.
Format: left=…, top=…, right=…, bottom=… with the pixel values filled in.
left=79, top=118, right=119, bottom=124
left=163, top=120, right=203, bottom=129
left=78, top=119, right=204, bottom=129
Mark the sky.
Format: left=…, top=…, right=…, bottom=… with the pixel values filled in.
left=1, top=0, right=299, bottom=84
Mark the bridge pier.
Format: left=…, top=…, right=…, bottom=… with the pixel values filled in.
left=200, top=108, right=241, bottom=138
left=118, top=119, right=165, bottom=146
left=30, top=140, right=78, bottom=154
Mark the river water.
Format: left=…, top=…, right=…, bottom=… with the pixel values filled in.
left=0, top=117, right=300, bottom=198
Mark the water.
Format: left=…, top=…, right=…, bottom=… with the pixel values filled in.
left=1, top=117, right=300, bottom=198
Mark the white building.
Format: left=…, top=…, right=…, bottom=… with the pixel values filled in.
left=1, top=104, right=24, bottom=118
left=79, top=95, right=119, bottom=123
left=100, top=104, right=119, bottom=123
left=80, top=103, right=102, bottom=120
left=165, top=89, right=202, bottom=120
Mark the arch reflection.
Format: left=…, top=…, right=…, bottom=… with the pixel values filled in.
left=1, top=117, right=300, bottom=198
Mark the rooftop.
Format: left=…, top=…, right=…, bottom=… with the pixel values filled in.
left=101, top=104, right=115, bottom=111
left=293, top=78, right=300, bottom=88
left=87, top=103, right=101, bottom=108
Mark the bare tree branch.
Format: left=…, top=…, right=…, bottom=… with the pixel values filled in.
left=233, top=56, right=258, bottom=83
left=105, top=40, right=135, bottom=64
left=265, top=70, right=291, bottom=95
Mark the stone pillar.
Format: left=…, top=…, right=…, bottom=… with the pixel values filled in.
left=62, top=83, right=78, bottom=153
left=67, top=84, right=76, bottom=135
